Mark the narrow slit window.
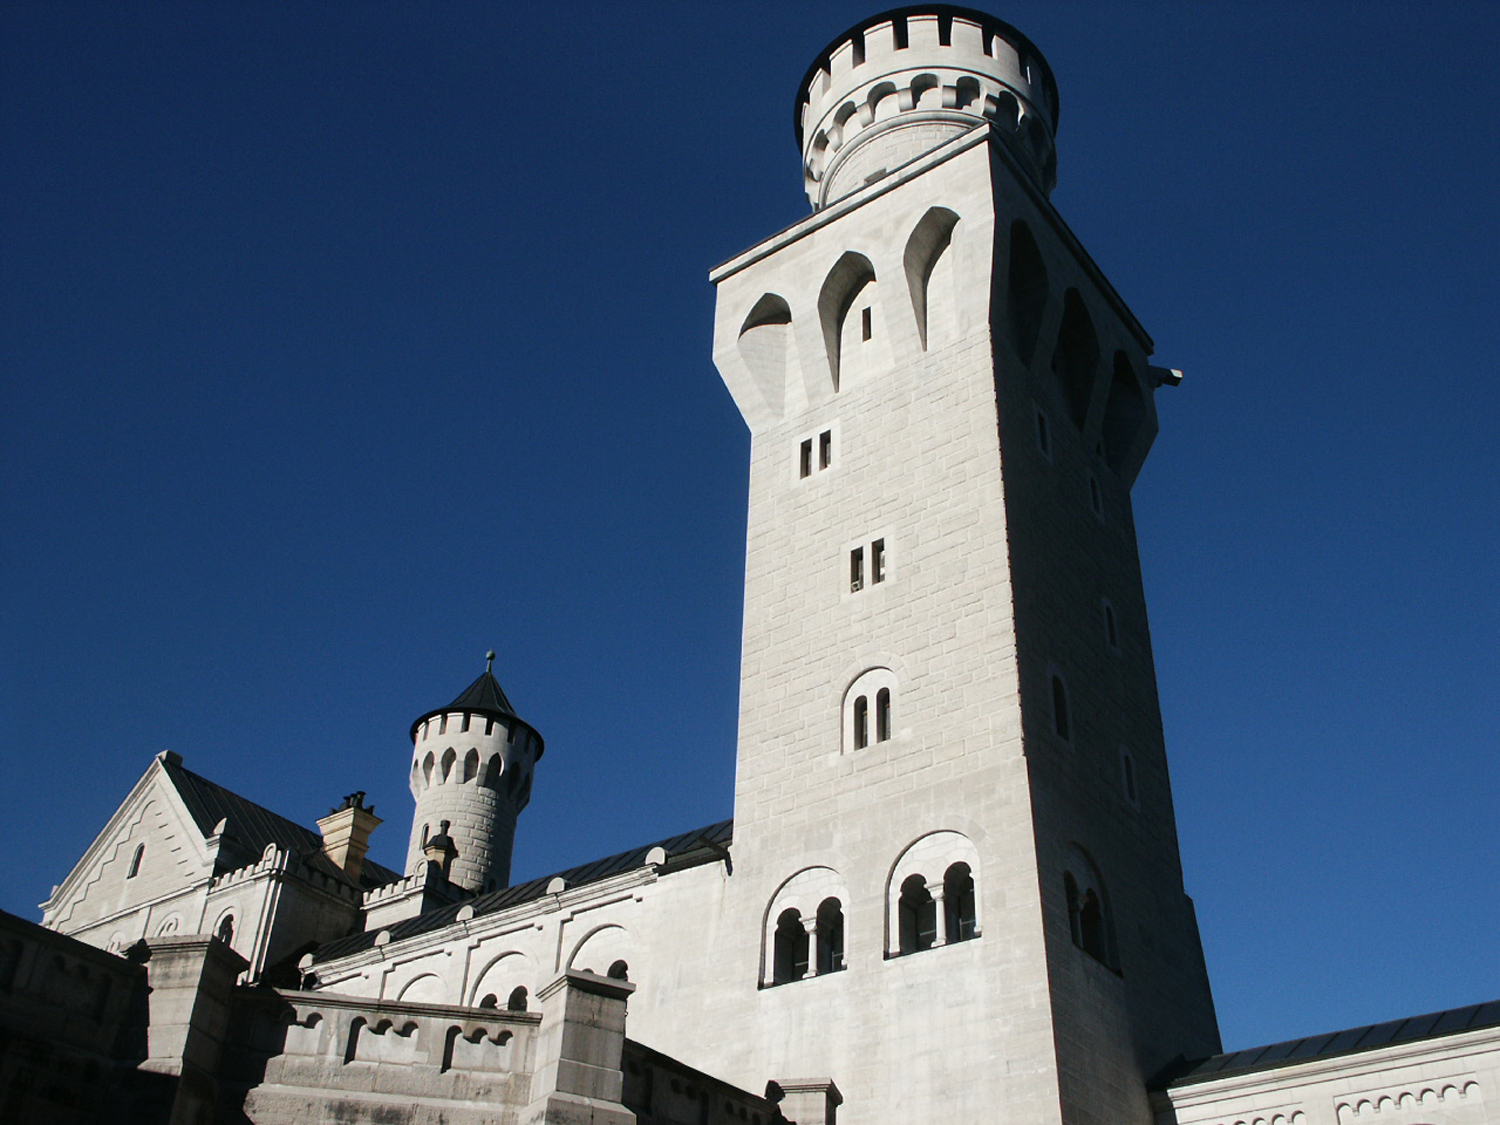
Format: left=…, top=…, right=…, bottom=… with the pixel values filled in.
left=1104, top=602, right=1119, bottom=650
left=800, top=439, right=813, bottom=479
left=875, top=687, right=891, bottom=742
left=819, top=429, right=833, bottom=469
left=850, top=547, right=864, bottom=591
left=1051, top=675, right=1070, bottom=741
left=127, top=844, right=144, bottom=880
left=1036, top=410, right=1051, bottom=459
left=1121, top=751, right=1138, bottom=803
left=1089, top=476, right=1102, bottom=516
left=853, top=695, right=869, bottom=749
left=461, top=713, right=471, bottom=733
left=871, top=539, right=885, bottom=584
left=861, top=306, right=872, bottom=341
left=439, top=714, right=448, bottom=735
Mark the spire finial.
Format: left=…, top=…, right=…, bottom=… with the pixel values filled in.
left=486, top=650, right=496, bottom=673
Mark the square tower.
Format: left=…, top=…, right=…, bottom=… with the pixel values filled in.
left=710, top=10, right=1219, bottom=1123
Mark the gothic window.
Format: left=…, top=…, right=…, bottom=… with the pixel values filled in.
left=216, top=915, right=234, bottom=946
left=440, top=747, right=456, bottom=782
left=943, top=863, right=976, bottom=943
left=898, top=874, right=936, bottom=954
left=815, top=898, right=845, bottom=974
left=772, top=908, right=809, bottom=984
left=127, top=844, right=144, bottom=880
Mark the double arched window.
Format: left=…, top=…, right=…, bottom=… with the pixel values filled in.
left=844, top=668, right=897, bottom=753
left=887, top=831, right=981, bottom=957
left=1063, top=846, right=1117, bottom=969
left=762, top=867, right=848, bottom=987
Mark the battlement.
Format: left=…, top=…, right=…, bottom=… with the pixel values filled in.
left=796, top=6, right=1058, bottom=207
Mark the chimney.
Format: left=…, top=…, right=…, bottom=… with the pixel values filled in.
left=317, top=791, right=382, bottom=884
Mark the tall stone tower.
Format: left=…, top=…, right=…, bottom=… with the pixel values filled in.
left=404, top=655, right=543, bottom=894
left=709, top=8, right=1220, bottom=1123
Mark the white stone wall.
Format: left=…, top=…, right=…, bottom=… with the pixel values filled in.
left=1155, top=1025, right=1500, bottom=1125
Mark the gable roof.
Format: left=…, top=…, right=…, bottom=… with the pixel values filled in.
left=159, top=755, right=401, bottom=891
left=311, top=818, right=733, bottom=964
left=1158, top=999, right=1500, bottom=1088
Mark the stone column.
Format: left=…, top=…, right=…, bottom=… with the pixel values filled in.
left=774, top=1078, right=842, bottom=1125
left=136, top=933, right=248, bottom=1125
left=523, top=968, right=637, bottom=1125
left=801, top=915, right=820, bottom=976
left=928, top=880, right=948, bottom=947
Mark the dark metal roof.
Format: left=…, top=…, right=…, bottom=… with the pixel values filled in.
left=311, top=819, right=734, bottom=965
left=408, top=670, right=543, bottom=758
left=160, top=757, right=401, bottom=891
left=1159, top=999, right=1500, bottom=1088
left=450, top=669, right=515, bottom=716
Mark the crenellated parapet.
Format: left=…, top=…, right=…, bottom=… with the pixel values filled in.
left=796, top=6, right=1058, bottom=208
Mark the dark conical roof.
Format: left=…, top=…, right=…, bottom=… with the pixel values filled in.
left=449, top=670, right=515, bottom=716
left=409, top=656, right=541, bottom=758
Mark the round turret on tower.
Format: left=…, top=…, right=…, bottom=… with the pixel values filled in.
left=795, top=5, right=1059, bottom=209
left=405, top=653, right=543, bottom=895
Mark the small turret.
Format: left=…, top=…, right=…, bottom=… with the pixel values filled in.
left=795, top=6, right=1059, bottom=209
left=405, top=653, right=544, bottom=894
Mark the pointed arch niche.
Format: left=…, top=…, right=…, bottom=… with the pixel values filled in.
left=818, top=251, right=878, bottom=393
left=903, top=207, right=960, bottom=350
left=738, top=293, right=792, bottom=421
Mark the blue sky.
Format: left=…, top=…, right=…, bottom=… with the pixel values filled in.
left=3, top=2, right=1496, bottom=1052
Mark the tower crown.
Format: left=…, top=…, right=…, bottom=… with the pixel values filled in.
left=796, top=5, right=1059, bottom=209
left=404, top=656, right=543, bottom=894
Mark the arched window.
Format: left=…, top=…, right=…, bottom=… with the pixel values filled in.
left=462, top=749, right=479, bottom=783
left=772, top=908, right=809, bottom=984
left=1051, top=675, right=1070, bottom=741
left=126, top=844, right=144, bottom=880
left=420, top=823, right=430, bottom=848
left=607, top=960, right=630, bottom=981
left=898, top=874, right=936, bottom=954
left=815, top=898, right=845, bottom=974
left=482, top=755, right=501, bottom=789
left=422, top=752, right=434, bottom=786
left=215, top=915, right=234, bottom=946
left=1007, top=220, right=1049, bottom=365
left=440, top=747, right=456, bottom=782
left=507, top=986, right=528, bottom=1012
left=943, top=863, right=976, bottom=943
left=1064, top=850, right=1117, bottom=969
left=478, top=993, right=498, bottom=1009
left=843, top=667, right=898, bottom=754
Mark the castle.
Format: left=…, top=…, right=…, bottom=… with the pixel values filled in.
left=4, top=8, right=1496, bottom=1125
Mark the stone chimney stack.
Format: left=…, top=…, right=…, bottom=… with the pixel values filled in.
left=316, top=792, right=382, bottom=884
